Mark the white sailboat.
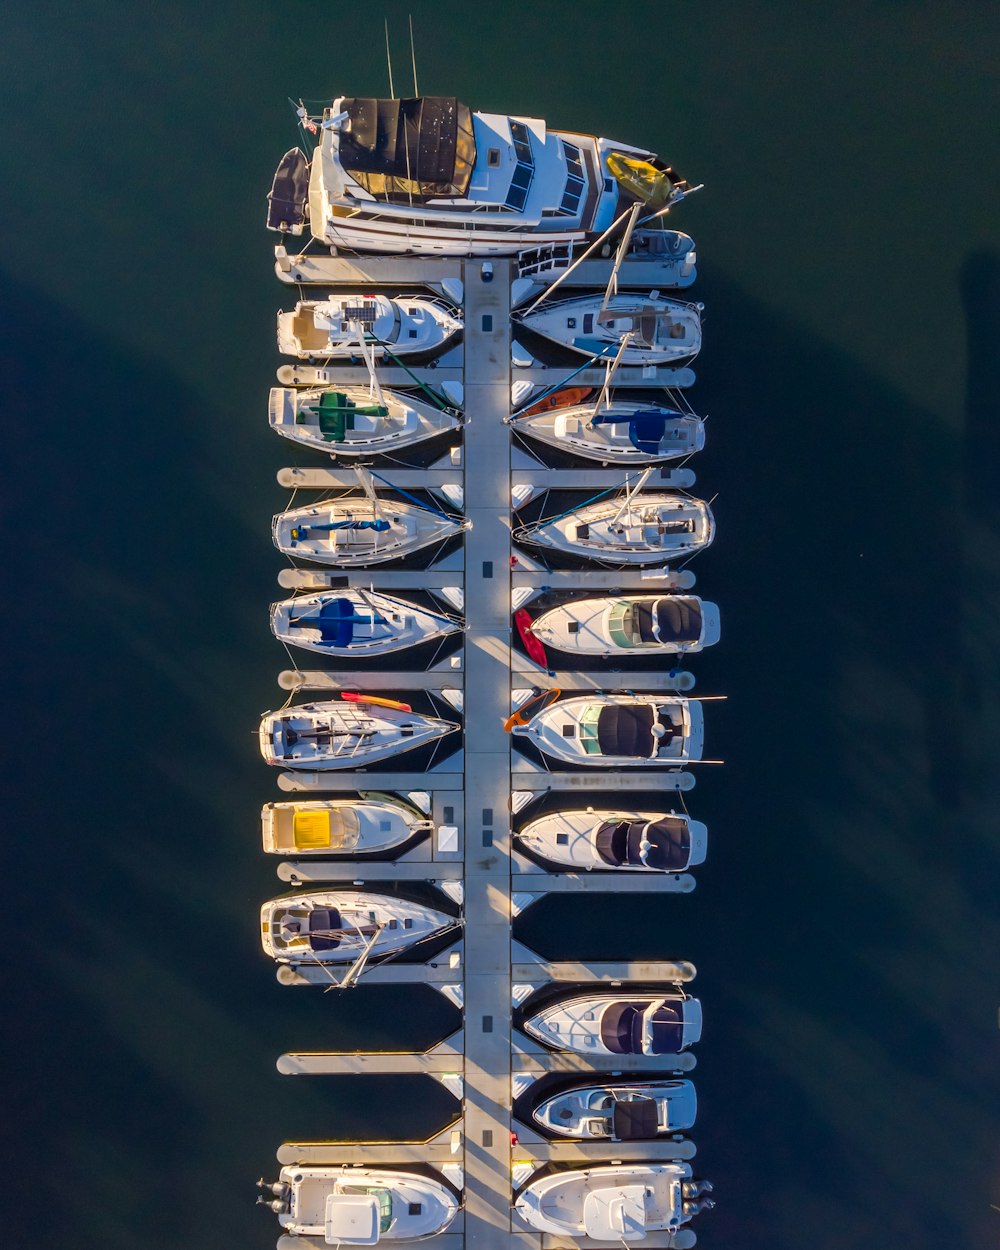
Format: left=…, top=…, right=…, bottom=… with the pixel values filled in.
left=532, top=1079, right=697, bottom=1139
left=261, top=797, right=433, bottom=856
left=270, top=589, right=461, bottom=657
left=260, top=890, right=456, bottom=965
left=257, top=1165, right=460, bottom=1243
left=509, top=693, right=703, bottom=767
left=513, top=398, right=704, bottom=464
left=259, top=697, right=459, bottom=770
left=277, top=293, right=461, bottom=359
left=520, top=293, right=702, bottom=364
left=515, top=1164, right=714, bottom=1240
left=269, top=385, right=461, bottom=456
left=525, top=594, right=720, bottom=656
left=272, top=468, right=465, bottom=567
left=516, top=809, right=707, bottom=873
left=514, top=472, right=714, bottom=567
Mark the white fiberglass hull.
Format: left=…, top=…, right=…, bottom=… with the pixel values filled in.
left=259, top=699, right=459, bottom=771
left=521, top=294, right=702, bottom=364
left=273, top=1165, right=460, bottom=1241
left=513, top=403, right=704, bottom=464
left=533, top=1080, right=698, bottom=1138
left=517, top=494, right=714, bottom=566
left=261, top=798, right=432, bottom=856
left=261, top=890, right=455, bottom=964
left=272, top=499, right=463, bottom=567
left=523, top=993, right=703, bottom=1056
left=515, top=1164, right=691, bottom=1240
left=528, top=595, right=719, bottom=656
left=511, top=694, right=704, bottom=767
left=271, top=590, right=461, bottom=657
left=516, top=809, right=707, bottom=872
left=269, top=386, right=461, bottom=456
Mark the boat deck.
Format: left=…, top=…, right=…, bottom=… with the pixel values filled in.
left=265, top=258, right=704, bottom=1248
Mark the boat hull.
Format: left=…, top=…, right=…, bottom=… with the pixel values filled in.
left=269, top=386, right=461, bottom=456
left=523, top=993, right=702, bottom=1056
left=513, top=404, right=704, bottom=464
left=515, top=1164, right=691, bottom=1239
left=259, top=700, right=459, bottom=771
left=272, top=500, right=463, bottom=567
left=528, top=595, right=719, bottom=656
left=516, top=809, right=707, bottom=871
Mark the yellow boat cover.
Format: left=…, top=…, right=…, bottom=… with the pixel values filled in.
left=292, top=810, right=332, bottom=849
left=607, top=152, right=675, bottom=210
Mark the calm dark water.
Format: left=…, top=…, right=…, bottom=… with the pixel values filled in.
left=2, top=3, right=999, bottom=1248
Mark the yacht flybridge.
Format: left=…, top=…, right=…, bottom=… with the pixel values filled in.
left=268, top=96, right=697, bottom=256
left=258, top=1166, right=460, bottom=1243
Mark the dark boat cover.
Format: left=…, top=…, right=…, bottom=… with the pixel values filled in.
left=595, top=817, right=690, bottom=869
left=267, top=148, right=310, bottom=233
left=612, top=1097, right=659, bottom=1140
left=590, top=408, right=685, bottom=454
left=290, top=598, right=381, bottom=647
left=600, top=1000, right=684, bottom=1054
left=338, top=97, right=476, bottom=198
left=600, top=1003, right=642, bottom=1054
left=308, top=907, right=343, bottom=951
left=596, top=704, right=654, bottom=756
left=651, top=597, right=702, bottom=643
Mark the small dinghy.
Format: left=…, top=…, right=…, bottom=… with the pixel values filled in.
left=532, top=1079, right=697, bottom=1139
left=509, top=693, right=703, bottom=767
left=515, top=1163, right=714, bottom=1241
left=273, top=497, right=464, bottom=567
left=516, top=809, right=707, bottom=873
left=259, top=698, right=459, bottom=771
left=261, top=797, right=433, bottom=856
left=515, top=490, right=714, bottom=567
left=257, top=1165, right=460, bottom=1243
left=260, top=890, right=456, bottom=965
left=271, top=590, right=461, bottom=658
left=526, top=594, right=720, bottom=657
left=266, top=147, right=310, bottom=235
left=277, top=294, right=462, bottom=359
left=513, top=400, right=704, bottom=464
left=523, top=991, right=702, bottom=1056
left=520, top=293, right=701, bottom=365
left=269, top=385, right=461, bottom=456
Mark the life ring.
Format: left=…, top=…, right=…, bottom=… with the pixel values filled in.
left=503, top=687, right=561, bottom=733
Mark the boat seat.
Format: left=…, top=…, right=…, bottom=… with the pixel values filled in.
left=292, top=311, right=331, bottom=352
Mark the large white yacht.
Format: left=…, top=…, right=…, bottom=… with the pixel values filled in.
left=258, top=1165, right=460, bottom=1243
left=268, top=96, right=694, bottom=256
left=516, top=809, right=707, bottom=873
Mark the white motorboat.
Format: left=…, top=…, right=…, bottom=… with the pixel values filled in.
left=271, top=96, right=697, bottom=256
left=515, top=1164, right=713, bottom=1240
left=277, top=294, right=461, bottom=359
left=512, top=399, right=704, bottom=464
left=272, top=497, right=464, bottom=566
left=260, top=890, right=456, bottom=966
left=510, top=693, right=703, bottom=767
left=269, top=385, right=461, bottom=456
left=516, top=809, right=707, bottom=873
left=258, top=1165, right=459, bottom=1243
left=515, top=491, right=714, bottom=566
left=523, top=992, right=702, bottom=1056
left=532, top=1079, right=697, bottom=1139
left=261, top=797, right=433, bottom=856
left=259, top=697, right=459, bottom=771
left=520, top=294, right=702, bottom=364
left=271, top=590, right=461, bottom=657
left=526, top=594, right=720, bottom=657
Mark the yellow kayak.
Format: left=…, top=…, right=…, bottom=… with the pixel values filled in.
left=607, top=152, right=677, bottom=210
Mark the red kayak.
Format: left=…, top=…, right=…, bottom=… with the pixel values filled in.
left=514, top=608, right=548, bottom=668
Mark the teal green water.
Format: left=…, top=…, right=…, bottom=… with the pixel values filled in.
left=2, top=3, right=999, bottom=1247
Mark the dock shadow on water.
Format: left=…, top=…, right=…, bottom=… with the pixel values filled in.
left=519, top=258, right=1000, bottom=1250
left=3, top=248, right=1000, bottom=1250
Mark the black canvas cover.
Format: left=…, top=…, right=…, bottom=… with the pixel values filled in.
left=632, top=817, right=690, bottom=870
left=596, top=704, right=654, bottom=756
left=645, top=1004, right=684, bottom=1054
left=267, top=148, right=310, bottom=232
left=338, top=97, right=476, bottom=197
left=600, top=1003, right=641, bottom=1054
left=308, top=907, right=343, bottom=951
left=612, top=1097, right=659, bottom=1140
left=655, top=597, right=702, bottom=643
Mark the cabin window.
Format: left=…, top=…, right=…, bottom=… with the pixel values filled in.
left=604, top=177, right=615, bottom=192
left=561, top=724, right=575, bottom=737
left=583, top=313, right=594, bottom=334
left=505, top=120, right=535, bottom=210
left=556, top=833, right=569, bottom=845
left=559, top=141, right=587, bottom=215
left=487, top=147, right=501, bottom=167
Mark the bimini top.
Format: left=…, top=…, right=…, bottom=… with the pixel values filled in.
left=612, top=1097, right=660, bottom=1141
left=600, top=1002, right=684, bottom=1055
left=337, top=96, right=476, bottom=198
left=595, top=817, right=689, bottom=870
left=596, top=704, right=655, bottom=756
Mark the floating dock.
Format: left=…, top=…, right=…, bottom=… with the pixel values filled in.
left=262, top=253, right=710, bottom=1248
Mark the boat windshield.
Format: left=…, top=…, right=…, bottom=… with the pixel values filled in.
left=342, top=1186, right=393, bottom=1233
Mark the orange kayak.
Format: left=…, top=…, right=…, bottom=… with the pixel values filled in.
left=340, top=692, right=413, bottom=713
left=521, top=386, right=593, bottom=417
